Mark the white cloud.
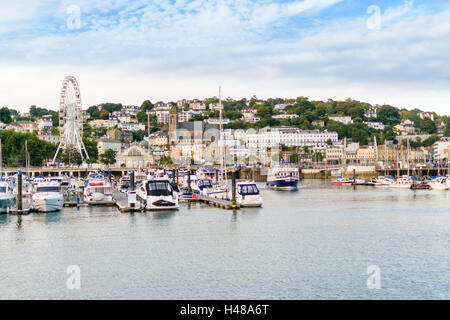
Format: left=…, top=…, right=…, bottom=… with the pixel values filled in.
left=0, top=0, right=449, bottom=115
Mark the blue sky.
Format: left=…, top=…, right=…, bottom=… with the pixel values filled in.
left=0, top=0, right=449, bottom=114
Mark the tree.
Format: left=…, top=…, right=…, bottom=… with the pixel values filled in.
left=312, top=152, right=323, bottom=162
left=99, top=109, right=110, bottom=120
left=59, top=147, right=82, bottom=166
left=100, top=148, right=117, bottom=165
left=377, top=105, right=401, bottom=126
left=137, top=100, right=154, bottom=123
left=83, top=137, right=98, bottom=163
left=0, top=107, right=13, bottom=124
left=326, top=138, right=333, bottom=146
left=256, top=105, right=271, bottom=118
left=289, top=153, right=299, bottom=163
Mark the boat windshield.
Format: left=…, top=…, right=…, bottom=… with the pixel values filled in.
left=88, top=187, right=112, bottom=194
left=146, top=181, right=171, bottom=196
left=198, top=179, right=213, bottom=189
left=37, top=186, right=60, bottom=192
left=0, top=187, right=7, bottom=193
left=239, top=184, right=259, bottom=195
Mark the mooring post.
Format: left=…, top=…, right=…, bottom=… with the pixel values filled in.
left=353, top=169, right=356, bottom=190
left=130, top=170, right=135, bottom=192
left=108, top=168, right=112, bottom=184
left=176, top=169, right=179, bottom=185
left=215, top=168, right=218, bottom=184
left=232, top=169, right=237, bottom=209
left=18, top=169, right=23, bottom=213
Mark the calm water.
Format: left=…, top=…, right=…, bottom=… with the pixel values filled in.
left=1, top=180, right=449, bottom=300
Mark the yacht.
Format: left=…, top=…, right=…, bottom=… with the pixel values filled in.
left=0, top=180, right=17, bottom=214
left=233, top=181, right=263, bottom=207
left=331, top=177, right=364, bottom=186
left=32, top=181, right=64, bottom=212
left=266, top=166, right=299, bottom=190
left=136, top=178, right=179, bottom=210
left=388, top=177, right=413, bottom=189
left=429, top=176, right=450, bottom=190
left=83, top=174, right=114, bottom=205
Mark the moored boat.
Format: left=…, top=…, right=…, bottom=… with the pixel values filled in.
left=32, top=181, right=64, bottom=212
left=136, top=178, right=179, bottom=210
left=266, top=166, right=299, bottom=191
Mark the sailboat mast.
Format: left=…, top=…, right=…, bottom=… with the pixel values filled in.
left=0, top=138, right=2, bottom=178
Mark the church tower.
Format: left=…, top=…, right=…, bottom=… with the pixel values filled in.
left=169, top=105, right=178, bottom=144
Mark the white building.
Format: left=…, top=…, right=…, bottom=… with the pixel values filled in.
left=364, top=108, right=377, bottom=119
left=118, top=123, right=146, bottom=131
left=363, top=121, right=385, bottom=130
left=246, top=127, right=338, bottom=153
left=273, top=114, right=299, bottom=120
left=97, top=138, right=122, bottom=154
left=206, top=118, right=231, bottom=125
left=329, top=116, right=353, bottom=125
left=37, top=119, right=53, bottom=131
left=433, top=138, right=450, bottom=161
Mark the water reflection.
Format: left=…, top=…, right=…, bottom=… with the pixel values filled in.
left=45, top=211, right=63, bottom=224
left=145, top=210, right=176, bottom=220
left=0, top=214, right=8, bottom=225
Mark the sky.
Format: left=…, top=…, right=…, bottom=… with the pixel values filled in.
left=0, top=0, right=449, bottom=115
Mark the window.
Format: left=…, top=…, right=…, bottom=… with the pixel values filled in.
left=37, top=186, right=60, bottom=192
left=240, top=184, right=259, bottom=195
left=0, top=187, right=6, bottom=193
left=146, top=181, right=171, bottom=196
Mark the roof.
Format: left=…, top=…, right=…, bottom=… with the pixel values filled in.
left=176, top=121, right=218, bottom=132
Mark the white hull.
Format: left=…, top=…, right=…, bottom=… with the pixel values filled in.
left=0, top=195, right=17, bottom=214
left=32, top=197, right=63, bottom=212
left=84, top=193, right=114, bottom=205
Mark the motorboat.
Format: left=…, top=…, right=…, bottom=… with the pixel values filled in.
left=83, top=174, right=114, bottom=205
left=136, top=178, right=179, bottom=210
left=331, top=178, right=364, bottom=186
left=388, top=177, right=413, bottom=189
left=233, top=181, right=263, bottom=207
left=32, top=181, right=64, bottom=212
left=266, top=166, right=299, bottom=190
left=429, top=176, right=450, bottom=190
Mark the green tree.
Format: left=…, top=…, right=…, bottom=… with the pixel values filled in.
left=99, top=109, right=109, bottom=120
left=137, top=100, right=155, bottom=123
left=377, top=105, right=401, bottom=126
left=83, top=137, right=98, bottom=163
left=0, top=107, right=13, bottom=124
left=100, top=148, right=117, bottom=165
left=289, top=153, right=299, bottom=163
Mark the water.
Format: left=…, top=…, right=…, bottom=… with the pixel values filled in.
left=0, top=180, right=449, bottom=300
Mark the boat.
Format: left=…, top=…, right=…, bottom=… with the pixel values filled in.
left=136, top=178, right=179, bottom=210
left=119, top=175, right=131, bottom=192
left=0, top=180, right=17, bottom=214
left=83, top=174, right=114, bottom=205
left=388, top=177, right=413, bottom=189
left=429, top=176, right=450, bottom=190
left=32, top=181, right=64, bottom=212
left=266, top=166, right=299, bottom=190
left=233, top=181, right=263, bottom=207
left=367, top=176, right=395, bottom=186
left=331, top=178, right=364, bottom=186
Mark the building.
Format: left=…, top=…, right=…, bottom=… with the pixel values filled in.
left=15, top=121, right=38, bottom=133
left=433, top=138, right=450, bottom=162
left=147, top=132, right=169, bottom=146
left=246, top=127, right=338, bottom=156
left=274, top=104, right=290, bottom=111
left=273, top=114, right=299, bottom=120
left=418, top=112, right=435, bottom=121
left=37, top=119, right=53, bottom=131
left=97, top=138, right=122, bottom=154
left=364, top=108, right=377, bottom=119
left=206, top=118, right=231, bottom=125
left=312, top=120, right=325, bottom=127
left=363, top=121, right=385, bottom=130
left=90, top=119, right=118, bottom=129
left=38, top=133, right=60, bottom=145
left=116, top=144, right=153, bottom=168
left=117, top=123, right=145, bottom=132
left=329, top=116, right=353, bottom=125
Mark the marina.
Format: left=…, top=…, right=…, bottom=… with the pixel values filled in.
left=1, top=179, right=449, bottom=300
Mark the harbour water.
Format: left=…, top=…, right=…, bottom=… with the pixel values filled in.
left=0, top=180, right=449, bottom=300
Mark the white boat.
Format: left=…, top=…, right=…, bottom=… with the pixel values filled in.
left=429, top=176, right=450, bottom=190
left=368, top=176, right=395, bottom=186
left=388, top=177, right=413, bottom=189
left=32, top=181, right=64, bottom=212
left=233, top=181, right=263, bottom=207
left=136, top=178, right=179, bottom=210
left=83, top=175, right=114, bottom=205
left=0, top=180, right=17, bottom=214
left=266, top=166, right=299, bottom=190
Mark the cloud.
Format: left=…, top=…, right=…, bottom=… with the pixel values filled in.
left=0, top=0, right=449, bottom=115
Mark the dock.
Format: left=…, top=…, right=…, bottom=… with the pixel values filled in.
left=113, top=190, right=142, bottom=213
left=197, top=195, right=240, bottom=210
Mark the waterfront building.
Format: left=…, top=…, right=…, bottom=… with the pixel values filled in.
left=116, top=144, right=153, bottom=168
left=246, top=127, right=338, bottom=155
left=433, top=138, right=450, bottom=162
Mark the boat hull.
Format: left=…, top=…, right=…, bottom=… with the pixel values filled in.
left=0, top=196, right=17, bottom=214
left=266, top=179, right=298, bottom=191
left=32, top=198, right=63, bottom=212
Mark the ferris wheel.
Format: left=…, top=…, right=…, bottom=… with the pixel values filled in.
left=52, top=76, right=89, bottom=163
